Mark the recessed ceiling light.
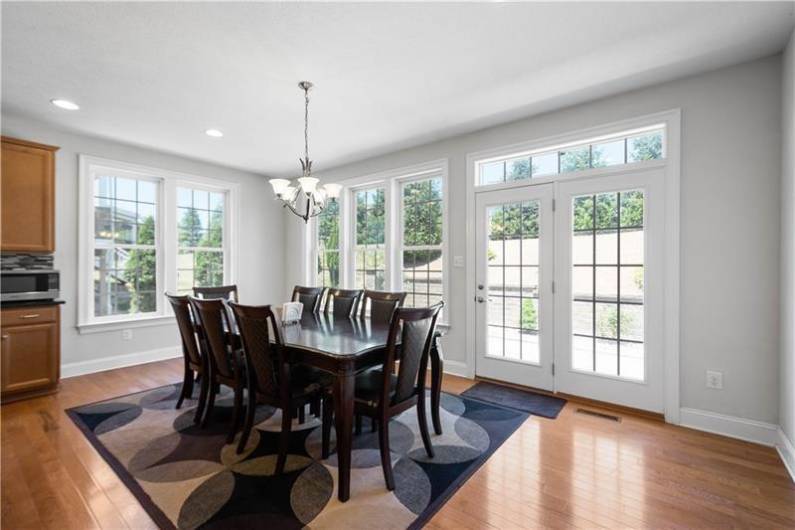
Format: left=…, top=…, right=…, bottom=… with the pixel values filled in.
left=50, top=99, right=80, bottom=110
left=205, top=129, right=223, bottom=138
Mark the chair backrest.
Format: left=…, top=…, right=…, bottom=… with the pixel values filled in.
left=292, top=286, right=325, bottom=313
left=360, top=290, right=407, bottom=324
left=229, top=302, right=283, bottom=400
left=324, top=288, right=363, bottom=318
left=193, top=285, right=239, bottom=302
left=165, top=293, right=202, bottom=369
left=189, top=296, right=236, bottom=380
left=382, top=302, right=444, bottom=405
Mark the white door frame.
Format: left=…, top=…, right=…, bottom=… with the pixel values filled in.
left=465, top=109, right=681, bottom=423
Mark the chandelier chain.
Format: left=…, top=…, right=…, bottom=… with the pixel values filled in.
left=304, top=85, right=310, bottom=165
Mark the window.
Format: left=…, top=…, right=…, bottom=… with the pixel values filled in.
left=401, top=177, right=443, bottom=308
left=478, top=128, right=663, bottom=186
left=571, top=190, right=645, bottom=380
left=354, top=187, right=386, bottom=290
left=94, top=174, right=159, bottom=317
left=177, top=187, right=226, bottom=294
left=316, top=200, right=340, bottom=287
left=310, top=161, right=448, bottom=322
left=79, top=156, right=237, bottom=330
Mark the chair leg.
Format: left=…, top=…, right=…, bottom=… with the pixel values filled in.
left=322, top=396, right=333, bottom=459
left=194, top=370, right=210, bottom=425
left=298, top=404, right=306, bottom=424
left=236, top=387, right=256, bottom=454
left=276, top=406, right=293, bottom=474
left=417, top=392, right=435, bottom=458
left=355, top=413, right=362, bottom=435
left=227, top=382, right=243, bottom=443
left=176, top=366, right=192, bottom=409
left=378, top=416, right=395, bottom=490
left=371, top=417, right=377, bottom=433
left=201, top=378, right=217, bottom=428
left=310, top=397, right=320, bottom=418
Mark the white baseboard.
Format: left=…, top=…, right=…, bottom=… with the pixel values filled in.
left=679, top=407, right=779, bottom=446
left=776, top=427, right=795, bottom=482
left=443, top=359, right=472, bottom=378
left=62, top=346, right=182, bottom=378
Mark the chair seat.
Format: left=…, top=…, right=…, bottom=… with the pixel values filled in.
left=354, top=368, right=397, bottom=406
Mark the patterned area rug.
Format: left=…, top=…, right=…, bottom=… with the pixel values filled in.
left=67, top=383, right=527, bottom=529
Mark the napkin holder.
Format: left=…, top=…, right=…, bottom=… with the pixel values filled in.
left=281, top=301, right=303, bottom=324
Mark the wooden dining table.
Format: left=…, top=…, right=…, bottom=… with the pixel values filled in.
left=211, top=310, right=445, bottom=502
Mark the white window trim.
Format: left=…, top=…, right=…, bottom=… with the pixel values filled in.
left=307, top=159, right=450, bottom=326
left=77, top=155, right=240, bottom=333
left=465, top=109, right=681, bottom=423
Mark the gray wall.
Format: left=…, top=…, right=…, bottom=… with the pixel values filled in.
left=1, top=114, right=284, bottom=373
left=781, top=30, right=795, bottom=445
left=287, top=56, right=783, bottom=423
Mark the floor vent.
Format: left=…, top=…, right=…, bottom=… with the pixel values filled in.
left=576, top=408, right=622, bottom=422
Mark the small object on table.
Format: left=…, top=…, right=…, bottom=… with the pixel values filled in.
left=281, top=301, right=303, bottom=324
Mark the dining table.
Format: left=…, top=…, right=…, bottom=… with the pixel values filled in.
left=210, top=309, right=445, bottom=502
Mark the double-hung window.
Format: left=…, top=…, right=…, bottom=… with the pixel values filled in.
left=311, top=161, right=448, bottom=322
left=79, top=156, right=237, bottom=331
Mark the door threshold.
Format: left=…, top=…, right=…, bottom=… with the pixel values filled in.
left=474, top=375, right=664, bottom=422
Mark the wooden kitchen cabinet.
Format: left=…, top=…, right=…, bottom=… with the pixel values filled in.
left=1, top=304, right=60, bottom=402
left=1, top=136, right=58, bottom=252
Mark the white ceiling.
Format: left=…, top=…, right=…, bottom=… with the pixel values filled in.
left=2, top=2, right=793, bottom=177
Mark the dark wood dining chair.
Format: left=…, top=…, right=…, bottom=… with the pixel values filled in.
left=188, top=296, right=246, bottom=443
left=323, top=288, right=363, bottom=318
left=351, top=301, right=444, bottom=490
left=359, top=290, right=407, bottom=324
left=292, top=285, right=325, bottom=314
left=166, top=293, right=208, bottom=423
left=229, top=302, right=333, bottom=468
left=193, top=285, right=239, bottom=302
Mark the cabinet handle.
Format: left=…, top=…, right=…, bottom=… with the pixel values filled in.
left=1, top=335, right=8, bottom=340
left=19, top=314, right=40, bottom=319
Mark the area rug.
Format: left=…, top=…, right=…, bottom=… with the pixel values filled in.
left=67, top=383, right=527, bottom=529
left=461, top=381, right=566, bottom=419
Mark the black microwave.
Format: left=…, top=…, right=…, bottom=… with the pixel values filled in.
left=1, top=270, right=59, bottom=302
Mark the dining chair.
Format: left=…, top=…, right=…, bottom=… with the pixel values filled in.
left=165, top=293, right=208, bottom=423
left=359, top=290, right=407, bottom=324
left=193, top=284, right=239, bottom=302
left=229, top=302, right=334, bottom=467
left=292, top=285, right=325, bottom=314
left=188, top=296, right=246, bottom=442
left=351, top=301, right=444, bottom=490
left=323, top=288, right=363, bottom=318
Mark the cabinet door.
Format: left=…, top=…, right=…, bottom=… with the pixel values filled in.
left=1, top=137, right=57, bottom=252
left=1, top=322, right=59, bottom=394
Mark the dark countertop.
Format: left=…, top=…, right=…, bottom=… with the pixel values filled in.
left=1, top=299, right=65, bottom=309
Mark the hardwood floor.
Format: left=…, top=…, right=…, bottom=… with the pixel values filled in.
left=2, top=358, right=793, bottom=529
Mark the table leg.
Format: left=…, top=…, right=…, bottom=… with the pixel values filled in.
left=333, top=372, right=355, bottom=502
left=431, top=340, right=443, bottom=435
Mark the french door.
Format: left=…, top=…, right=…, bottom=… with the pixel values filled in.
left=474, top=168, right=665, bottom=412
left=475, top=184, right=555, bottom=391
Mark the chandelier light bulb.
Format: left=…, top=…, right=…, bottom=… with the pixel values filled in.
left=269, top=178, right=291, bottom=196
left=298, top=177, right=319, bottom=195
left=324, top=183, right=342, bottom=199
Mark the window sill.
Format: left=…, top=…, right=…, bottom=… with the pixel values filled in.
left=77, top=314, right=175, bottom=335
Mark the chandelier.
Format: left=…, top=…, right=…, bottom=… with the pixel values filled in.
left=269, top=81, right=341, bottom=223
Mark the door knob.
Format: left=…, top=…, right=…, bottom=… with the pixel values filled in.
left=476, top=296, right=485, bottom=303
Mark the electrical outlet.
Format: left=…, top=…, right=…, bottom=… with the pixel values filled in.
left=122, top=329, right=133, bottom=341
left=706, top=370, right=723, bottom=389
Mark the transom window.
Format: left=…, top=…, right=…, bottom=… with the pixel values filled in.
left=79, top=156, right=237, bottom=329
left=478, top=128, right=663, bottom=186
